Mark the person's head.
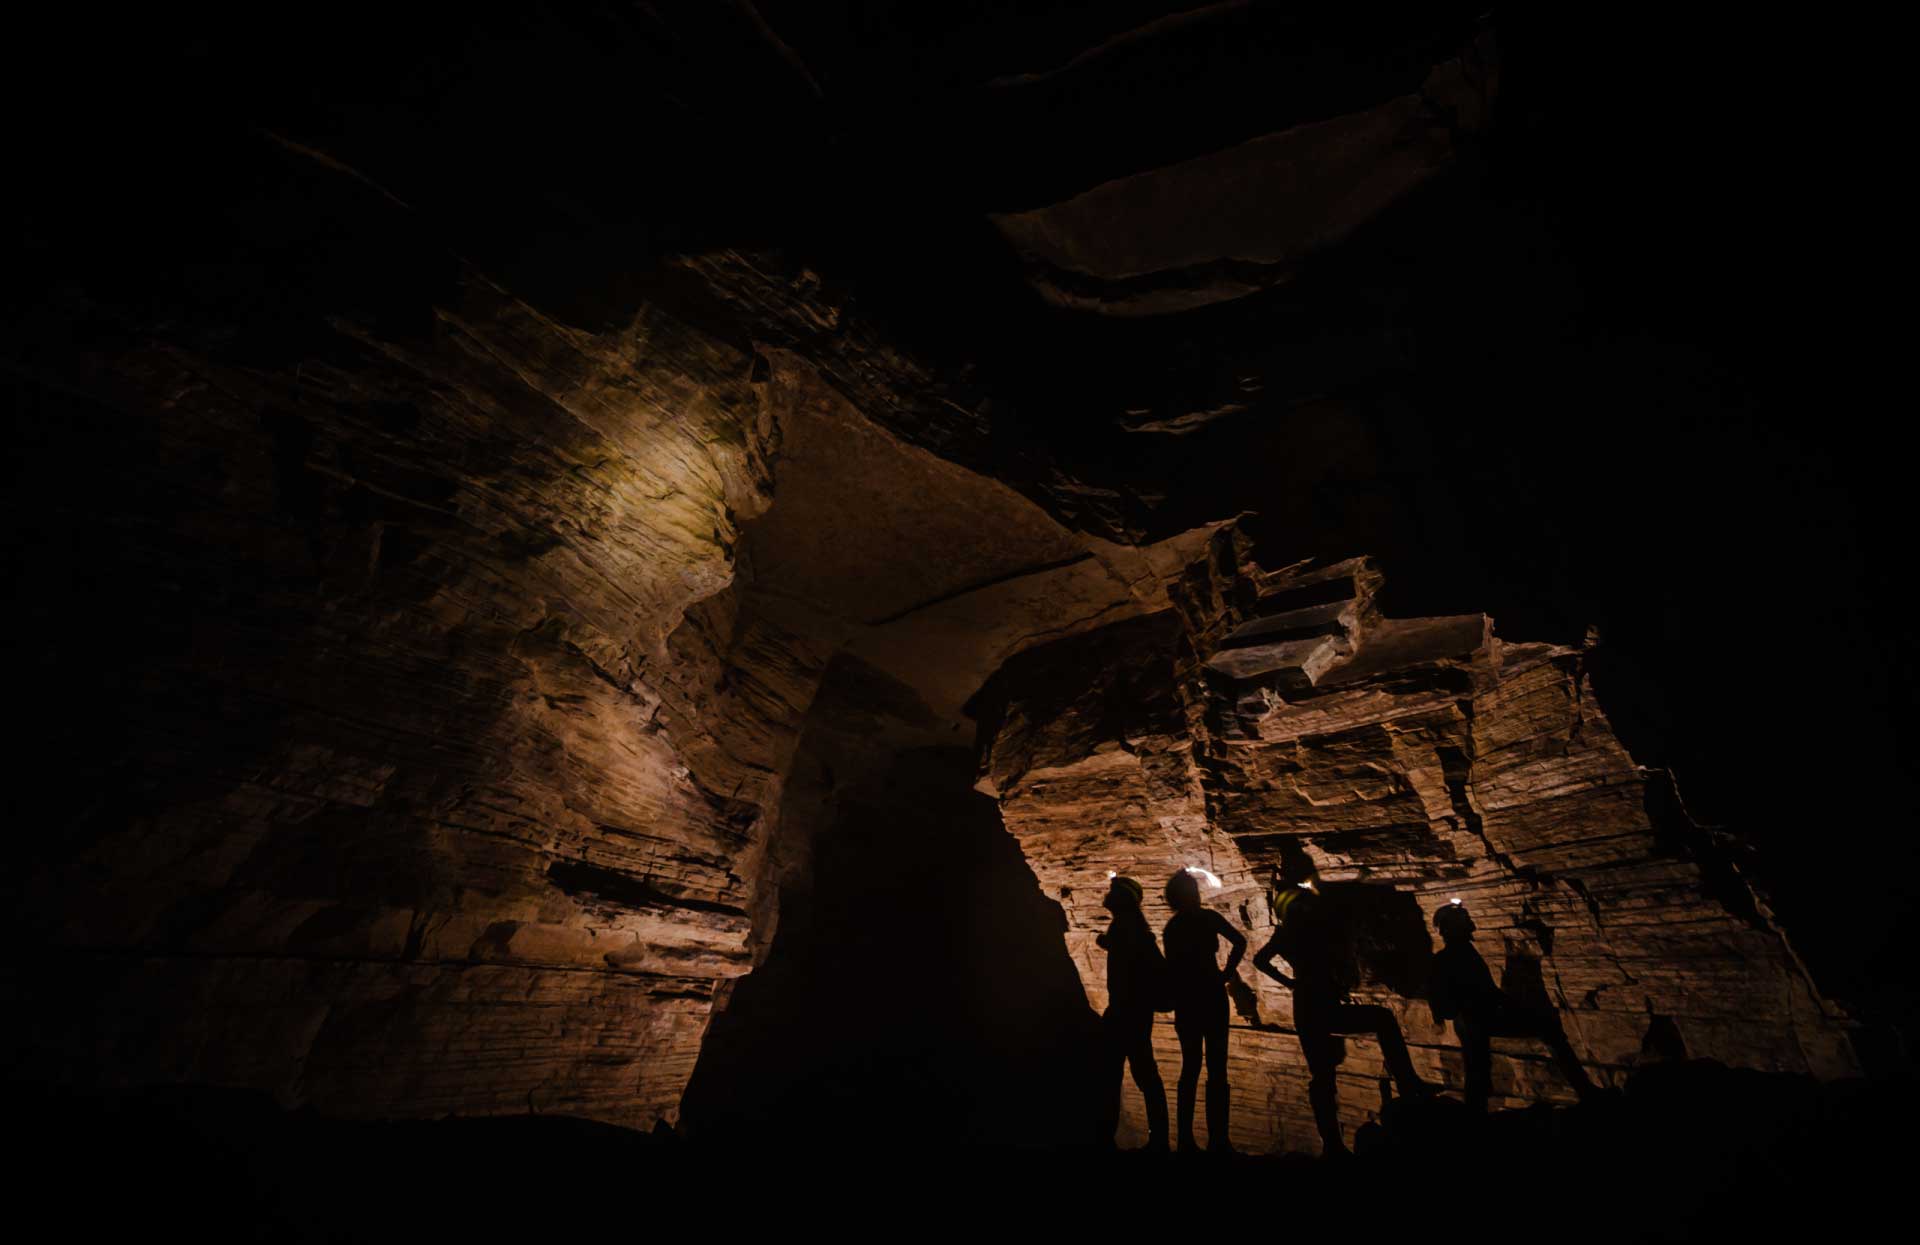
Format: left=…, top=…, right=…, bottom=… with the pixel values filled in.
left=1271, top=854, right=1321, bottom=893
left=1165, top=868, right=1202, bottom=912
left=1104, top=874, right=1145, bottom=913
left=1273, top=842, right=1320, bottom=890
left=1434, top=902, right=1475, bottom=944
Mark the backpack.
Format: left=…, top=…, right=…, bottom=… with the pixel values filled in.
left=1104, top=915, right=1175, bottom=1012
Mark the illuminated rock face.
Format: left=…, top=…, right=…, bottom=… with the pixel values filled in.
left=974, top=528, right=1855, bottom=1153
left=5, top=7, right=1875, bottom=1148
left=5, top=173, right=1857, bottom=1137
left=5, top=145, right=821, bottom=1124
left=1, top=128, right=1205, bottom=1129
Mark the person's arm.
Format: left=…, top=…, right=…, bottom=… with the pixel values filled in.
left=1213, top=910, right=1247, bottom=979
left=1252, top=930, right=1293, bottom=989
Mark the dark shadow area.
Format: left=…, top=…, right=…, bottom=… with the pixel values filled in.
left=14, top=1063, right=1901, bottom=1239
left=1260, top=842, right=1437, bottom=1003
left=680, top=747, right=1104, bottom=1149
left=1317, top=881, right=1434, bottom=1001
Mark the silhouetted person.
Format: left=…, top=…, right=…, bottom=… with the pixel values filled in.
left=1255, top=872, right=1433, bottom=1156
left=1162, top=868, right=1246, bottom=1153
left=1430, top=902, right=1598, bottom=1112
left=1095, top=874, right=1169, bottom=1151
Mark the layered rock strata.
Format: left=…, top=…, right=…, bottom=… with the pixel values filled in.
left=1, top=125, right=1223, bottom=1128
left=3, top=129, right=962, bottom=1126
left=974, top=528, right=1854, bottom=1152
left=5, top=6, right=1874, bottom=1144
left=5, top=137, right=812, bottom=1123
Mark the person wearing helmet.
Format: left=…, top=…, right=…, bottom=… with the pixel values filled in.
left=1095, top=874, right=1170, bottom=1151
left=1254, top=866, right=1434, bottom=1157
left=1162, top=867, right=1247, bottom=1154
left=1430, top=901, right=1598, bottom=1112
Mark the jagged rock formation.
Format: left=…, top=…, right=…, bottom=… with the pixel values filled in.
left=3, top=134, right=812, bottom=1124
left=4, top=4, right=1888, bottom=1147
left=0, top=124, right=1214, bottom=1128
left=974, top=528, right=1854, bottom=1152
left=991, top=29, right=1498, bottom=315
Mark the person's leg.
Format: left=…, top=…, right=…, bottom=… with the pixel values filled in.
left=1126, top=1009, right=1170, bottom=1147
left=1204, top=993, right=1232, bottom=1150
left=1297, top=1000, right=1347, bottom=1154
left=1481, top=1001, right=1597, bottom=1101
left=1099, top=1008, right=1127, bottom=1145
left=1456, top=1016, right=1492, bottom=1112
left=1328, top=1002, right=1428, bottom=1097
left=1174, top=1008, right=1204, bottom=1151
left=1302, top=1034, right=1346, bottom=1154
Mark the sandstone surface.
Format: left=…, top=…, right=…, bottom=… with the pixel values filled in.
left=975, top=528, right=1855, bottom=1151
left=2, top=4, right=1884, bottom=1148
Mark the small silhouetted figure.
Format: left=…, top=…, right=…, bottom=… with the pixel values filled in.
left=1255, top=875, right=1433, bottom=1157
left=1095, top=874, right=1169, bottom=1151
left=1163, top=868, right=1246, bottom=1153
left=1431, top=903, right=1598, bottom=1111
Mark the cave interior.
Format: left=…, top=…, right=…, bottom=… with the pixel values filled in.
left=3, top=3, right=1909, bottom=1233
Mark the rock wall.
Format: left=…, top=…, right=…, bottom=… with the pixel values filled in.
left=974, top=527, right=1855, bottom=1153
left=6, top=5, right=1888, bottom=1141
left=1, top=130, right=842, bottom=1128
left=1, top=122, right=1225, bottom=1129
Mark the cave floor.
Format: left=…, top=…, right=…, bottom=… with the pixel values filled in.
left=14, top=1066, right=1901, bottom=1241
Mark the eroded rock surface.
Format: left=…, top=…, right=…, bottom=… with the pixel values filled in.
left=974, top=528, right=1855, bottom=1152
left=1, top=125, right=1224, bottom=1130
left=4, top=4, right=1887, bottom=1146
left=3, top=129, right=837, bottom=1126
